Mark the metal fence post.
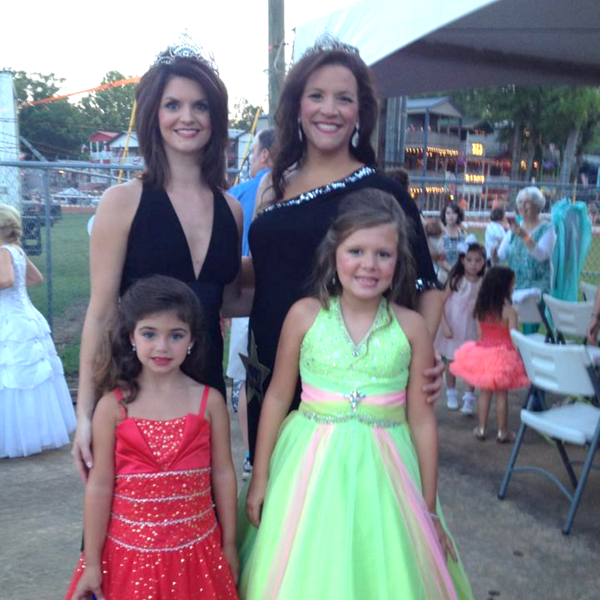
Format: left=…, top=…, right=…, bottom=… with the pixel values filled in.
left=42, top=171, right=54, bottom=332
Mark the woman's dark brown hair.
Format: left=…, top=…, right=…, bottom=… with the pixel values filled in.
left=95, top=275, right=207, bottom=403
left=271, top=49, right=378, bottom=202
left=135, top=56, right=229, bottom=191
left=310, top=188, right=416, bottom=309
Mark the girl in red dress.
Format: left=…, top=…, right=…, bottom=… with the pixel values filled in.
left=451, top=267, right=529, bottom=443
left=66, top=275, right=239, bottom=600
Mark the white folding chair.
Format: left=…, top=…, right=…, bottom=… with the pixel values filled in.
left=580, top=280, right=598, bottom=302
left=512, top=288, right=555, bottom=343
left=498, top=331, right=600, bottom=534
left=543, top=294, right=594, bottom=345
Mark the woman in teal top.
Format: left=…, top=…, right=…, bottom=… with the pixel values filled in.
left=495, top=186, right=556, bottom=293
left=238, top=190, right=473, bottom=600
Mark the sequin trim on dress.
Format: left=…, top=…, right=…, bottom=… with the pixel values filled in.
left=107, top=522, right=218, bottom=553
left=115, top=467, right=210, bottom=479
left=113, top=487, right=211, bottom=503
left=260, top=167, right=375, bottom=215
left=300, top=410, right=404, bottom=428
left=111, top=506, right=214, bottom=527
left=337, top=297, right=386, bottom=358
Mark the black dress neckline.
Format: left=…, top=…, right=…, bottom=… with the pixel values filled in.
left=161, top=188, right=216, bottom=281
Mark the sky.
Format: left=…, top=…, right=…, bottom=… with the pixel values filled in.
left=2, top=0, right=352, bottom=112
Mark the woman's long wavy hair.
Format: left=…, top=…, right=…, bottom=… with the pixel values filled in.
left=94, top=275, right=206, bottom=403
left=135, top=57, right=229, bottom=191
left=446, top=243, right=487, bottom=292
left=310, top=189, right=416, bottom=309
left=270, top=50, right=378, bottom=202
left=473, top=266, right=515, bottom=322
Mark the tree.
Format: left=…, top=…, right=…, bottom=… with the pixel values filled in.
left=78, top=71, right=137, bottom=133
left=11, top=70, right=88, bottom=160
left=229, top=98, right=263, bottom=131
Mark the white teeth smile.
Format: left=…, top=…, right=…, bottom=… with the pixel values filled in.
left=176, top=129, right=199, bottom=135
left=316, top=123, right=340, bottom=132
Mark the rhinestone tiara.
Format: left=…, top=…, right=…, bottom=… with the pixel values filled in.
left=301, top=32, right=360, bottom=59
left=153, top=30, right=219, bottom=74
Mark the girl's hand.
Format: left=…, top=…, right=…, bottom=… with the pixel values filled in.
left=422, top=350, right=444, bottom=405
left=433, top=519, right=458, bottom=563
left=71, top=565, right=104, bottom=600
left=441, top=323, right=453, bottom=338
left=246, top=475, right=268, bottom=528
left=223, top=542, right=240, bottom=584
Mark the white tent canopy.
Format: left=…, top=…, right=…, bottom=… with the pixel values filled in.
left=293, top=0, right=600, bottom=98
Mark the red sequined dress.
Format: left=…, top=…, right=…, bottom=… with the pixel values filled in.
left=65, top=387, right=239, bottom=600
left=450, top=321, right=529, bottom=390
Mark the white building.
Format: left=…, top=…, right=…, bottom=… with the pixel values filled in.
left=0, top=71, right=21, bottom=208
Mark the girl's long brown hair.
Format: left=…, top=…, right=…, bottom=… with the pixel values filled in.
left=94, top=275, right=207, bottom=403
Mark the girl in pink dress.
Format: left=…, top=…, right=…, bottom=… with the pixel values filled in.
left=434, top=243, right=486, bottom=414
left=65, top=275, right=239, bottom=600
left=451, top=267, right=529, bottom=443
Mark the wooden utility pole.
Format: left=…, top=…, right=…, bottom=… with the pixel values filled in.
left=268, top=0, right=285, bottom=124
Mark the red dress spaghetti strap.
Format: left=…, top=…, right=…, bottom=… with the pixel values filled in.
left=64, top=386, right=238, bottom=600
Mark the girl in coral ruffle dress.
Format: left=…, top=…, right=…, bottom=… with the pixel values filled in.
left=451, top=267, right=529, bottom=443
left=65, top=275, right=239, bottom=600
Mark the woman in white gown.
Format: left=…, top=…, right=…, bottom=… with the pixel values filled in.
left=0, top=204, right=76, bottom=458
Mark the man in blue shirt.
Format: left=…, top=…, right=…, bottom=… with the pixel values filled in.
left=227, top=127, right=275, bottom=478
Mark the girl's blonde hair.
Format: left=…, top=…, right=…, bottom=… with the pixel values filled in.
left=0, top=204, right=22, bottom=245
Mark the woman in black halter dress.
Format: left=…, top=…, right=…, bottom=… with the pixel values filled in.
left=72, top=48, right=243, bottom=478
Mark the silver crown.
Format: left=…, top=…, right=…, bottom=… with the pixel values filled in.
left=153, top=30, right=219, bottom=74
left=301, top=32, right=360, bottom=59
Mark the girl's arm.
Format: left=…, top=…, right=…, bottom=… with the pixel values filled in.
left=246, top=298, right=319, bottom=527
left=206, top=388, right=239, bottom=582
left=394, top=306, right=457, bottom=561
left=505, top=304, right=519, bottom=347
left=0, top=247, right=14, bottom=289
left=73, top=182, right=139, bottom=480
left=437, top=286, right=453, bottom=338
left=25, top=255, right=43, bottom=286
left=70, top=394, right=119, bottom=600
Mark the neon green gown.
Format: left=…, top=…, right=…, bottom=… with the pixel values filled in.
left=238, top=297, right=474, bottom=600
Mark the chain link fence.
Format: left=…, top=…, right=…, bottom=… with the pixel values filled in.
left=2, top=160, right=600, bottom=383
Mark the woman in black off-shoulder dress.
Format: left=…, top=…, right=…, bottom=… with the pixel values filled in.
left=246, top=39, right=441, bottom=460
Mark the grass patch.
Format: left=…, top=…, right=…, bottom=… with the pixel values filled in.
left=58, top=341, right=81, bottom=376
left=28, top=213, right=90, bottom=320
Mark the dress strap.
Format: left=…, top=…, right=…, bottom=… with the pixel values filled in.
left=113, top=389, right=128, bottom=418
left=199, top=385, right=210, bottom=419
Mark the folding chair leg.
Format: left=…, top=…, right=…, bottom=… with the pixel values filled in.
left=562, top=428, right=600, bottom=535
left=556, top=441, right=578, bottom=489
left=498, top=422, right=527, bottom=499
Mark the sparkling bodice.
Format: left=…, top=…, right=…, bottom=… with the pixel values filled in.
left=109, top=404, right=216, bottom=553
left=298, top=297, right=411, bottom=425
left=478, top=321, right=513, bottom=348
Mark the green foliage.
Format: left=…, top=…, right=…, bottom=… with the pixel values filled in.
left=10, top=70, right=88, bottom=160
left=229, top=98, right=263, bottom=131
left=9, top=69, right=137, bottom=160
left=78, top=70, right=136, bottom=133
left=58, top=342, right=81, bottom=376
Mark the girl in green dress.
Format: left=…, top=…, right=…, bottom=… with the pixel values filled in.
left=238, top=189, right=473, bottom=600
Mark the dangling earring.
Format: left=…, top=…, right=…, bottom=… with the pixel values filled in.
left=131, top=343, right=137, bottom=353
left=298, top=119, right=305, bottom=143
left=351, top=124, right=360, bottom=148
left=187, top=346, right=193, bottom=355
left=331, top=271, right=337, bottom=287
